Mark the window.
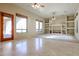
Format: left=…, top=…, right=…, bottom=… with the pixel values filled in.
left=36, top=21, right=39, bottom=32
left=16, top=14, right=28, bottom=33
left=39, top=22, right=43, bottom=31
left=36, top=20, right=43, bottom=32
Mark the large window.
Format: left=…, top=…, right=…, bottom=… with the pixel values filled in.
left=36, top=20, right=43, bottom=32
left=16, top=14, right=28, bottom=33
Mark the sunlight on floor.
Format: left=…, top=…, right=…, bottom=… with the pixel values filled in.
left=40, top=34, right=75, bottom=40
left=35, top=38, right=43, bottom=50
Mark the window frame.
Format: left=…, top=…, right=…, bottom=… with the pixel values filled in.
left=16, top=13, right=28, bottom=33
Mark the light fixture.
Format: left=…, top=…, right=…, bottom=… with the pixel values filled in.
left=32, top=3, right=45, bottom=9
left=51, top=12, right=56, bottom=20
left=51, top=16, right=56, bottom=20
left=32, top=3, right=40, bottom=8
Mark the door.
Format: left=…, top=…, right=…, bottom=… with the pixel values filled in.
left=1, top=12, right=14, bottom=41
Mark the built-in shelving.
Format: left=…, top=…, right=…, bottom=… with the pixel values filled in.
left=45, top=19, right=49, bottom=33
left=44, top=15, right=74, bottom=35
left=66, top=16, right=74, bottom=35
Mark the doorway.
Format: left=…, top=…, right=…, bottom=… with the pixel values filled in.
left=0, top=12, right=14, bottom=42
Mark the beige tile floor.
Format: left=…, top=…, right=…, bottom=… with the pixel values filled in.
left=0, top=36, right=79, bottom=56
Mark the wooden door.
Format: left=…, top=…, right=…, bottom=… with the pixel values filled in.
left=1, top=12, right=14, bottom=42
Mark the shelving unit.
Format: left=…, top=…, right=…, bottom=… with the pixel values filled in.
left=45, top=19, right=49, bottom=33
left=62, top=23, right=67, bottom=34
left=44, top=15, right=75, bottom=35
left=66, top=16, right=74, bottom=35
left=45, top=19, right=67, bottom=34
left=49, top=24, right=62, bottom=34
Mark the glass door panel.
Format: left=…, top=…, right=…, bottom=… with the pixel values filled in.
left=3, top=16, right=12, bottom=38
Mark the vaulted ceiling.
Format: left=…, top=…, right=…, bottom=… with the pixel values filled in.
left=15, top=3, right=79, bottom=18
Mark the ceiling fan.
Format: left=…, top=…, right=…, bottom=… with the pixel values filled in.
left=32, top=3, right=45, bottom=9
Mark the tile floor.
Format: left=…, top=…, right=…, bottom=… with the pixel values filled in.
left=0, top=34, right=79, bottom=56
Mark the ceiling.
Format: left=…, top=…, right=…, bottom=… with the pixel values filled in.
left=15, top=3, right=79, bottom=18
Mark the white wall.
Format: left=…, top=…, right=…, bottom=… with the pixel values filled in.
left=49, top=15, right=67, bottom=25
left=0, top=4, right=45, bottom=39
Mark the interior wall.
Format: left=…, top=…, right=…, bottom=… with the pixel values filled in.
left=49, top=15, right=67, bottom=24
left=75, top=9, right=79, bottom=40
left=0, top=4, right=45, bottom=39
